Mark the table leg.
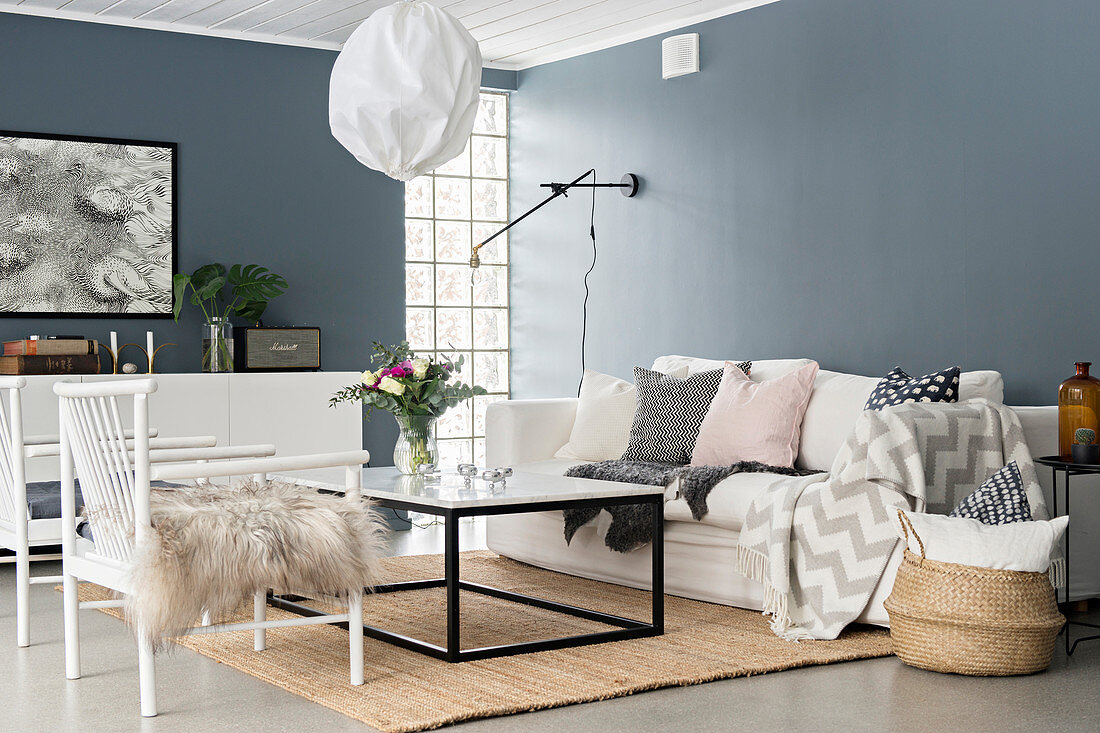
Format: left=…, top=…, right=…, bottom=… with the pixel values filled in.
left=651, top=496, right=664, bottom=634
left=1051, top=467, right=1067, bottom=653
left=1050, top=466, right=1058, bottom=522
left=445, top=510, right=460, bottom=662
left=1065, top=472, right=1072, bottom=655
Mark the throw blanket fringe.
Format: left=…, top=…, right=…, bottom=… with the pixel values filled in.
left=737, top=546, right=813, bottom=642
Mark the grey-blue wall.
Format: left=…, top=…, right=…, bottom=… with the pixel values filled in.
left=1, top=12, right=514, bottom=457
left=0, top=13, right=516, bottom=460
left=0, top=13, right=408, bottom=457
left=509, top=0, right=1100, bottom=406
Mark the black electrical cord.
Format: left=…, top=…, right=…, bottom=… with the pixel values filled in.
left=579, top=169, right=597, bottom=397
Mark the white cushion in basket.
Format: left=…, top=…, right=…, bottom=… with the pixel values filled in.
left=796, top=368, right=1006, bottom=471
left=896, top=511, right=1067, bottom=574
left=555, top=367, right=687, bottom=462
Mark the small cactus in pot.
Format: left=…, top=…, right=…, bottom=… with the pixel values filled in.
left=1071, top=427, right=1100, bottom=464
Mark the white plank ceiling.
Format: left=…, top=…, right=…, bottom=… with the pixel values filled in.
left=0, top=0, right=776, bottom=70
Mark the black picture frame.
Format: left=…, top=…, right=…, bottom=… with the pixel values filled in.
left=0, top=129, right=178, bottom=319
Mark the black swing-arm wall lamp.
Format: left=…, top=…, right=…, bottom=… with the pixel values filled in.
left=468, top=170, right=640, bottom=268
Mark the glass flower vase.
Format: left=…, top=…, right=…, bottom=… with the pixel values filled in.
left=1058, top=362, right=1100, bottom=460
left=202, top=317, right=234, bottom=373
left=394, top=414, right=438, bottom=474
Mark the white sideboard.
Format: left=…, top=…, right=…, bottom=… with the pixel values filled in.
left=18, top=372, right=362, bottom=481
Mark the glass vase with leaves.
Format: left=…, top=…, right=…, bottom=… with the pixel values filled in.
left=172, top=263, right=288, bottom=372
left=330, top=341, right=488, bottom=473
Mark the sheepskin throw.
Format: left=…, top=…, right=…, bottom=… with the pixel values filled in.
left=126, top=480, right=386, bottom=648
left=563, top=460, right=819, bottom=552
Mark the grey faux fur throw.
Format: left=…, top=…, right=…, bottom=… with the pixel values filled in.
left=563, top=460, right=819, bottom=553
left=125, top=480, right=386, bottom=649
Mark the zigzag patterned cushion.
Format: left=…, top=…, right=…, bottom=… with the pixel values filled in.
left=864, top=365, right=961, bottom=411
left=949, top=461, right=1032, bottom=525
left=621, top=366, right=723, bottom=464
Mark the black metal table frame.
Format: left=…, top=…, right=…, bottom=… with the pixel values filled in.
left=268, top=493, right=664, bottom=662
left=1037, top=457, right=1100, bottom=656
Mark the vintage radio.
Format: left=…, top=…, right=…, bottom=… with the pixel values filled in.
left=233, top=327, right=320, bottom=371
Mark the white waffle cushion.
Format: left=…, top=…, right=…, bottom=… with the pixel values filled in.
left=555, top=367, right=687, bottom=462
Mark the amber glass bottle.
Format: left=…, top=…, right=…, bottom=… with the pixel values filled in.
left=1058, top=362, right=1100, bottom=459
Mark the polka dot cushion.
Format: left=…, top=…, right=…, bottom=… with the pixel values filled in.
left=949, top=461, right=1032, bottom=525
left=864, top=365, right=961, bottom=411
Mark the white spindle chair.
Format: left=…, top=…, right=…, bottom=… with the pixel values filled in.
left=56, top=378, right=371, bottom=718
left=0, top=376, right=35, bottom=649
left=0, top=376, right=222, bottom=647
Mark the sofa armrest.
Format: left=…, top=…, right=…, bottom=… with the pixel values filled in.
left=1010, top=404, right=1062, bottom=503
left=1010, top=405, right=1057, bottom=460
left=485, top=398, right=578, bottom=466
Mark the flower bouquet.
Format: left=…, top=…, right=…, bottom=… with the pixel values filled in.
left=331, top=341, right=487, bottom=473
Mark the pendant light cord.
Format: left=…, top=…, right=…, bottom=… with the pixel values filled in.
left=579, top=169, right=597, bottom=397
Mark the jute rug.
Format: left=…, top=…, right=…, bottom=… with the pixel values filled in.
left=76, top=551, right=892, bottom=732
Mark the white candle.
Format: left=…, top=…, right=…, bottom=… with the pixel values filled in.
left=110, top=331, right=118, bottom=356
left=146, top=331, right=155, bottom=372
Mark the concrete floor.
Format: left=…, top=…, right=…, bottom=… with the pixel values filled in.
left=2, top=519, right=1098, bottom=732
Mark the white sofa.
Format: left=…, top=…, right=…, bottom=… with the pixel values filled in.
left=485, top=355, right=1094, bottom=628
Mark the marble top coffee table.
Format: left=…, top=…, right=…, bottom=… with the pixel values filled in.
left=271, top=466, right=665, bottom=662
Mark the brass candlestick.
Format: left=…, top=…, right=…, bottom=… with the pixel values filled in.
left=120, top=343, right=176, bottom=374
left=101, top=345, right=121, bottom=374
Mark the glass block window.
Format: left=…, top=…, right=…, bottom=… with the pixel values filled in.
left=405, top=91, right=509, bottom=467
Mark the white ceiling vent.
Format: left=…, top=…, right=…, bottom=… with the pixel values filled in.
left=662, top=33, right=700, bottom=79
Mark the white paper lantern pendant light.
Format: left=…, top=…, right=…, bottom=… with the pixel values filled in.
left=329, top=1, right=482, bottom=181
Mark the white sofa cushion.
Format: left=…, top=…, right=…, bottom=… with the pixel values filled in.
left=517, top=458, right=821, bottom=534
left=796, top=368, right=1006, bottom=472
left=665, top=471, right=825, bottom=531
left=554, top=367, right=688, bottom=463
left=651, top=355, right=813, bottom=383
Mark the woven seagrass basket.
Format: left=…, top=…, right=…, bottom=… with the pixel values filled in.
left=883, top=510, right=1065, bottom=676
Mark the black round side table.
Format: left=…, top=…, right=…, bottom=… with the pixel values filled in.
left=1035, top=456, right=1100, bottom=655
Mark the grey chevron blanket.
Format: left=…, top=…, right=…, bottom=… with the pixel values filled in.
left=737, top=399, right=1053, bottom=641
left=563, top=460, right=819, bottom=552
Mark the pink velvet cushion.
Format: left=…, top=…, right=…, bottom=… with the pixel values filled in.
left=690, top=361, right=820, bottom=468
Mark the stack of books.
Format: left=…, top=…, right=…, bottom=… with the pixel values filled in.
left=1, top=337, right=102, bottom=375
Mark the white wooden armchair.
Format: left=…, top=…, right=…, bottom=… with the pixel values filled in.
left=56, top=378, right=371, bottom=717
left=0, top=376, right=234, bottom=648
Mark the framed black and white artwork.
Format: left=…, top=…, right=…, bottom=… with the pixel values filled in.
left=0, top=130, right=177, bottom=318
